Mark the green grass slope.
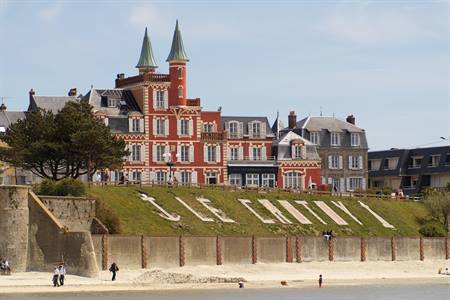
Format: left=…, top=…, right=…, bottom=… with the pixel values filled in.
left=88, top=186, right=428, bottom=237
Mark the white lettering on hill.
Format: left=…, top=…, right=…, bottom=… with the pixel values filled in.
left=139, top=193, right=180, bottom=222
left=331, top=201, right=363, bottom=225
left=295, top=201, right=327, bottom=225
left=278, top=200, right=312, bottom=224
left=197, top=198, right=235, bottom=223
left=314, top=201, right=348, bottom=225
left=258, top=199, right=292, bottom=224
left=238, top=199, right=275, bottom=224
left=359, top=201, right=395, bottom=229
left=175, top=197, right=214, bottom=222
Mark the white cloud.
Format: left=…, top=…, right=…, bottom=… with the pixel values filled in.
left=0, top=0, right=9, bottom=15
left=39, top=1, right=64, bottom=21
left=129, top=2, right=170, bottom=37
left=318, top=6, right=442, bottom=46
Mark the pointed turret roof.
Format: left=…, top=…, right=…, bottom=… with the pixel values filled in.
left=136, top=27, right=158, bottom=69
left=166, top=20, right=189, bottom=62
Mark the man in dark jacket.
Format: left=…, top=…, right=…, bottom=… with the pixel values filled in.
left=109, top=262, right=119, bottom=281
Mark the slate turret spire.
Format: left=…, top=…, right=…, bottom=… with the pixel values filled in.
left=136, top=27, right=158, bottom=71
left=166, top=20, right=189, bottom=62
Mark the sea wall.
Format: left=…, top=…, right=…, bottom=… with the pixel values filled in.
left=92, top=235, right=449, bottom=269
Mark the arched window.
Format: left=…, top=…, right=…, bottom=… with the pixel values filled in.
left=178, top=86, right=183, bottom=98
left=177, top=67, right=183, bottom=79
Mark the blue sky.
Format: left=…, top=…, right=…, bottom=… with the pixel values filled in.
left=0, top=0, right=449, bottom=150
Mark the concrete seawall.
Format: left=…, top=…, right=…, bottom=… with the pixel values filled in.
left=92, top=235, right=449, bottom=269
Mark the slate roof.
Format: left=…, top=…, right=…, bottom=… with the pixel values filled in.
left=221, top=116, right=273, bottom=136
left=166, top=20, right=189, bottom=62
left=292, top=116, right=364, bottom=133
left=136, top=27, right=158, bottom=69
left=271, top=115, right=285, bottom=136
left=273, top=131, right=321, bottom=161
left=83, top=88, right=142, bottom=116
left=0, top=111, right=26, bottom=130
left=28, top=96, right=78, bottom=113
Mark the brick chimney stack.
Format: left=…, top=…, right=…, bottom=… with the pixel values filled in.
left=68, top=88, right=77, bottom=97
left=288, top=111, right=297, bottom=129
left=346, top=114, right=355, bottom=125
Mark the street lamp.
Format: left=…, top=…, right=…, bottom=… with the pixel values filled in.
left=163, top=151, right=179, bottom=186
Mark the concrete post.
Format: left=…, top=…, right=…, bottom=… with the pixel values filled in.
left=252, top=235, right=257, bottom=264
left=295, top=236, right=302, bottom=263
left=328, top=238, right=335, bottom=261
left=101, top=234, right=108, bottom=270
left=179, top=235, right=185, bottom=267
left=446, top=237, right=449, bottom=260
left=216, top=236, right=222, bottom=265
left=391, top=237, right=397, bottom=261
left=360, top=237, right=367, bottom=262
left=419, top=237, right=424, bottom=261
left=141, top=235, right=147, bottom=269
left=286, top=236, right=293, bottom=263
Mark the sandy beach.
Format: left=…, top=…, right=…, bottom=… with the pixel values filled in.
left=0, top=260, right=449, bottom=294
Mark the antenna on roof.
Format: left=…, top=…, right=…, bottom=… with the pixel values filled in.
left=320, top=106, right=323, bottom=117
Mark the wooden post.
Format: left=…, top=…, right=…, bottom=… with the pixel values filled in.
left=216, top=236, right=222, bottom=265
left=101, top=234, right=108, bottom=271
left=328, top=238, right=335, bottom=261
left=295, top=236, right=302, bottom=263
left=179, top=236, right=185, bottom=267
left=446, top=237, right=450, bottom=260
left=141, top=235, right=147, bottom=269
left=252, top=236, right=257, bottom=264
left=391, top=237, right=397, bottom=261
left=419, top=237, right=424, bottom=261
left=361, top=237, right=367, bottom=262
left=286, top=236, right=293, bottom=263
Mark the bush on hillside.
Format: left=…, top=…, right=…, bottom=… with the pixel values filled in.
left=419, top=221, right=447, bottom=237
left=95, top=197, right=122, bottom=234
left=35, top=178, right=86, bottom=197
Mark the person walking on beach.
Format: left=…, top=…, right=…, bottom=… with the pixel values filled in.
left=318, top=274, right=323, bottom=288
left=52, top=266, right=60, bottom=287
left=109, top=262, right=119, bottom=281
left=58, top=264, right=66, bottom=286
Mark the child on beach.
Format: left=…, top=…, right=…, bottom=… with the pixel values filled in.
left=318, top=274, right=323, bottom=288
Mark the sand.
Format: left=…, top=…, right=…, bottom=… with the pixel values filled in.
left=0, top=260, right=449, bottom=294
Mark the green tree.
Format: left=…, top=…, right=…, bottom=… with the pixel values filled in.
left=423, top=190, right=450, bottom=233
left=0, top=101, right=128, bottom=181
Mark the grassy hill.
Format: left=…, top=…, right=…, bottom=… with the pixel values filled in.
left=88, top=185, right=428, bottom=237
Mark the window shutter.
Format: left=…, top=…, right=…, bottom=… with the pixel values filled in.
left=225, top=122, right=230, bottom=138
left=164, top=119, right=169, bottom=135
left=215, top=145, right=221, bottom=163
left=227, top=147, right=231, bottom=160
left=204, top=144, right=208, bottom=162
left=291, top=145, right=296, bottom=159
left=359, top=156, right=363, bottom=170
left=189, top=145, right=194, bottom=162
left=239, top=147, right=244, bottom=160
left=177, top=145, right=181, bottom=162
left=189, top=119, right=193, bottom=136
left=165, top=145, right=170, bottom=160
left=239, top=122, right=244, bottom=138
left=346, top=177, right=350, bottom=191
left=177, top=119, right=181, bottom=136
left=139, top=119, right=144, bottom=133
left=328, top=155, right=332, bottom=169
left=212, top=122, right=217, bottom=133
left=128, top=118, right=133, bottom=132
left=152, top=118, right=157, bottom=135
left=349, top=155, right=353, bottom=169
left=261, top=145, right=267, bottom=160
left=152, top=89, right=157, bottom=109
left=141, top=144, right=146, bottom=162
left=249, top=147, right=253, bottom=160
left=164, top=90, right=169, bottom=109
left=340, top=178, right=345, bottom=192
left=152, top=144, right=157, bottom=162
left=128, top=144, right=133, bottom=161
left=248, top=121, right=253, bottom=138
left=191, top=171, right=197, bottom=184
left=339, top=156, right=343, bottom=169
left=260, top=122, right=266, bottom=137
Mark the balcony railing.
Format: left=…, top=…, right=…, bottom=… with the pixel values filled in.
left=228, top=156, right=276, bottom=161
left=146, top=73, right=170, bottom=82
left=200, top=131, right=227, bottom=142
left=187, top=98, right=201, bottom=106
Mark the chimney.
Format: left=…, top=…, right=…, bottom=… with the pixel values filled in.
left=346, top=114, right=355, bottom=125
left=117, top=73, right=125, bottom=79
left=288, top=111, right=297, bottom=129
left=68, top=88, right=77, bottom=97
left=29, top=88, right=35, bottom=96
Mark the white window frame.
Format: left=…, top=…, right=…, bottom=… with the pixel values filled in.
left=132, top=170, right=141, bottom=182
left=261, top=173, right=275, bottom=187
left=331, top=132, right=340, bottom=146
left=310, top=132, right=320, bottom=145
left=230, top=147, right=239, bottom=160
left=350, top=155, right=360, bottom=170
left=131, top=145, right=141, bottom=161
left=180, top=171, right=191, bottom=185
left=348, top=177, right=363, bottom=191
left=156, top=171, right=166, bottom=184
left=228, top=121, right=239, bottom=138
left=180, top=145, right=189, bottom=162
left=252, top=122, right=261, bottom=138
left=108, top=98, right=116, bottom=107
left=229, top=174, right=242, bottom=186
left=246, top=173, right=259, bottom=186
left=429, top=155, right=440, bottom=167
left=177, top=67, right=183, bottom=79
left=330, top=155, right=339, bottom=169
left=284, top=172, right=300, bottom=189
left=156, top=91, right=165, bottom=109
left=132, top=119, right=140, bottom=132
left=156, top=145, right=166, bottom=162
left=203, top=123, right=214, bottom=133
left=293, top=145, right=302, bottom=159
left=207, top=145, right=216, bottom=162
left=156, top=118, right=165, bottom=135
left=180, top=119, right=189, bottom=135
left=252, top=147, right=262, bottom=160
left=178, top=86, right=183, bottom=98
left=350, top=133, right=360, bottom=147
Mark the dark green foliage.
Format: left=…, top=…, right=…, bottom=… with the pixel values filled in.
left=419, top=221, right=447, bottom=237
left=0, top=101, right=128, bottom=181
left=35, top=178, right=86, bottom=197
left=423, top=190, right=450, bottom=232
left=95, top=197, right=122, bottom=234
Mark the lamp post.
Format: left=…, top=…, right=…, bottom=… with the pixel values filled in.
left=163, top=151, right=179, bottom=186
left=440, top=136, right=450, bottom=143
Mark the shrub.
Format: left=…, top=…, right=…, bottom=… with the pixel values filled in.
left=95, top=197, right=122, bottom=234
left=419, top=221, right=447, bottom=237
left=35, top=178, right=86, bottom=197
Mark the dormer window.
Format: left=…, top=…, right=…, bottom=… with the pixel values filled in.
left=132, top=119, right=140, bottom=132
left=293, top=145, right=302, bottom=159
left=331, top=132, right=340, bottom=146
left=107, top=97, right=117, bottom=108
left=178, top=86, right=183, bottom=98
left=177, top=67, right=183, bottom=79
left=228, top=121, right=239, bottom=138
left=310, top=132, right=320, bottom=145
left=351, top=133, right=360, bottom=147
left=251, top=122, right=261, bottom=138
